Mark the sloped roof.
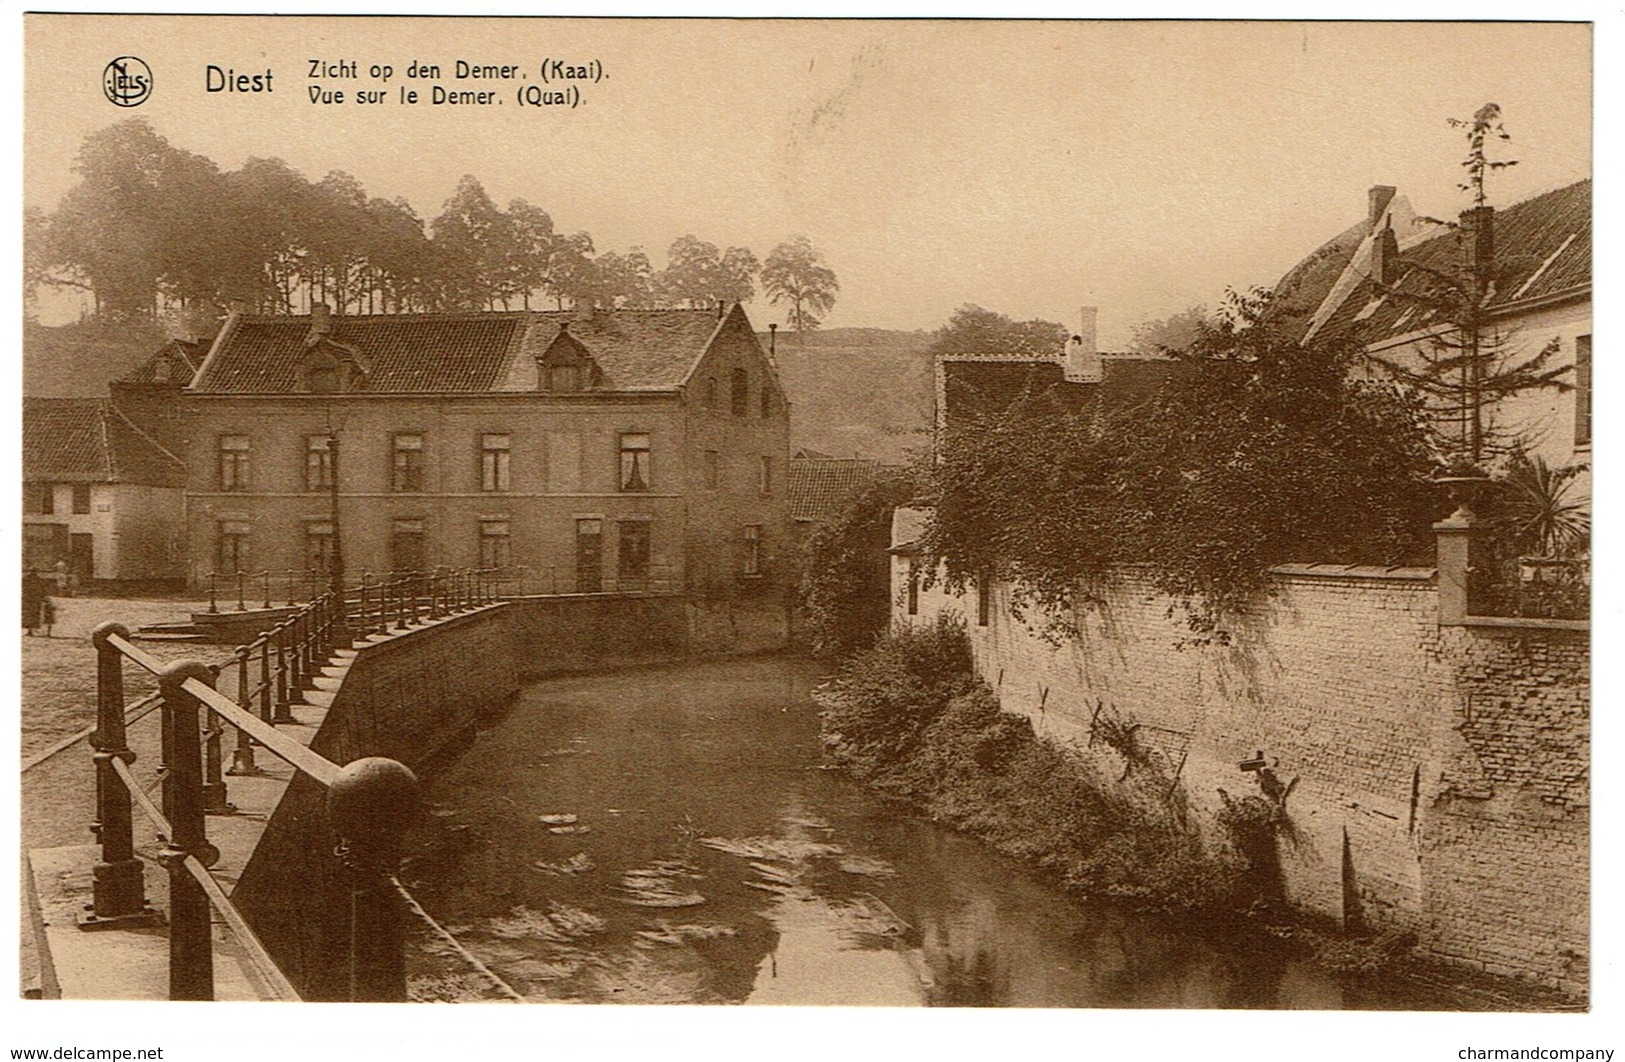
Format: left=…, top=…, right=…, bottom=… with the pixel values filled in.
left=1304, top=179, right=1590, bottom=348
left=787, top=458, right=880, bottom=522
left=193, top=312, right=531, bottom=393
left=22, top=398, right=185, bottom=487
left=191, top=308, right=729, bottom=395
left=118, top=338, right=210, bottom=386
left=522, top=310, right=722, bottom=391
left=941, top=354, right=1178, bottom=428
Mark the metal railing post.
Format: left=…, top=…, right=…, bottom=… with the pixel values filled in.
left=158, top=661, right=217, bottom=1000
left=259, top=636, right=273, bottom=723
left=82, top=622, right=160, bottom=928
left=273, top=622, right=296, bottom=724
left=227, top=646, right=262, bottom=777
left=201, top=664, right=235, bottom=814
left=328, top=758, right=419, bottom=1002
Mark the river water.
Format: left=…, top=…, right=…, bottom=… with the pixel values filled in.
left=402, top=654, right=1461, bottom=1008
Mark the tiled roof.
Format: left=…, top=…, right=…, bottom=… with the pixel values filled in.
left=942, top=355, right=1178, bottom=427
left=786, top=458, right=880, bottom=522
left=1307, top=180, right=1590, bottom=347
left=118, top=338, right=210, bottom=386
left=22, top=398, right=185, bottom=487
left=191, top=308, right=729, bottom=394
left=520, top=310, right=723, bottom=391
left=193, top=312, right=531, bottom=393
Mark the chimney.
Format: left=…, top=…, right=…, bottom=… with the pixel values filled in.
left=768, top=322, right=777, bottom=358
left=717, top=300, right=728, bottom=320
left=311, top=302, right=332, bottom=335
left=1460, top=205, right=1495, bottom=283
left=1065, top=306, right=1102, bottom=383
left=1370, top=218, right=1399, bottom=287
left=1368, top=185, right=1397, bottom=229
left=576, top=298, right=594, bottom=324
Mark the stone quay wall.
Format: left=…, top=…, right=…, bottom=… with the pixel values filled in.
left=899, top=562, right=1588, bottom=996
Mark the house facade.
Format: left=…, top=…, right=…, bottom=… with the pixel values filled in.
left=1282, top=180, right=1591, bottom=482
left=179, top=303, right=790, bottom=597
left=22, top=397, right=187, bottom=582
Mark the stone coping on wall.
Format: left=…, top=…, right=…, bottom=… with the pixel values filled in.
left=1461, top=614, right=1589, bottom=633
left=1269, top=562, right=1437, bottom=582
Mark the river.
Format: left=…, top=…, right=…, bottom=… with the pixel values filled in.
left=401, top=654, right=1469, bottom=1008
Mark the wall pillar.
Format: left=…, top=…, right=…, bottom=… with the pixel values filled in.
left=1434, top=506, right=1479, bottom=625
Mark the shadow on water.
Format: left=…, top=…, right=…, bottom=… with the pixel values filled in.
left=401, top=654, right=1467, bottom=1008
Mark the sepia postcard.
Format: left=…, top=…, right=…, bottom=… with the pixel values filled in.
left=10, top=8, right=1611, bottom=1059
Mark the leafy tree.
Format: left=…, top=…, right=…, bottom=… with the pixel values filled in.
left=1450, top=102, right=1517, bottom=208
left=800, top=466, right=924, bottom=657
left=927, top=305, right=1068, bottom=358
left=928, top=290, right=1440, bottom=633
left=587, top=247, right=656, bottom=309
left=429, top=174, right=510, bottom=310
left=1128, top=305, right=1210, bottom=354
left=658, top=235, right=759, bottom=309
left=761, top=235, right=839, bottom=332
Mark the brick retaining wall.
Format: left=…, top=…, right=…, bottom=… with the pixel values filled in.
left=897, top=560, right=1588, bottom=996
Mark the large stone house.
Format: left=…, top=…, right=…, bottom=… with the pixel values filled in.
left=178, top=303, right=789, bottom=596
left=1278, top=179, right=1591, bottom=482
left=22, top=397, right=187, bottom=582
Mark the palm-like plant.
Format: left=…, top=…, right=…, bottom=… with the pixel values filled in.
left=1499, top=451, right=1589, bottom=558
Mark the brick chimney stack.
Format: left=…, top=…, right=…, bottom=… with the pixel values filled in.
left=311, top=302, right=332, bottom=335
left=1370, top=218, right=1400, bottom=287
left=1065, top=306, right=1102, bottom=383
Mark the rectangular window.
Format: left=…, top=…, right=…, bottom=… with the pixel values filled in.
left=760, top=456, right=774, bottom=497
left=305, top=435, right=334, bottom=492
left=731, top=367, right=749, bottom=416
left=392, top=433, right=425, bottom=492
left=617, top=519, right=651, bottom=590
left=1576, top=334, right=1591, bottom=449
left=24, top=482, right=53, bottom=515
left=742, top=524, right=762, bottom=577
left=219, top=435, right=250, bottom=492
left=907, top=557, right=919, bottom=616
left=481, top=433, right=512, bottom=492
left=479, top=519, right=511, bottom=570
left=704, top=450, right=720, bottom=491
left=576, top=517, right=603, bottom=593
left=618, top=432, right=651, bottom=492
left=217, top=520, right=250, bottom=574
left=976, top=570, right=991, bottom=627
left=391, top=518, right=425, bottom=573
left=305, top=521, right=335, bottom=574
left=547, top=363, right=584, bottom=394
left=71, top=483, right=91, bottom=515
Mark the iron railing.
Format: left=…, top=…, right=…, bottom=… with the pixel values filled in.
left=82, top=567, right=501, bottom=1000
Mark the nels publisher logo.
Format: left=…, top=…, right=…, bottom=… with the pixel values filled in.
left=102, top=56, right=152, bottom=107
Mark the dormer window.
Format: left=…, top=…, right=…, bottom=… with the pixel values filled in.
left=538, top=323, right=599, bottom=394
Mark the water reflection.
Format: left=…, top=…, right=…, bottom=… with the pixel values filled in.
left=403, top=655, right=1433, bottom=1008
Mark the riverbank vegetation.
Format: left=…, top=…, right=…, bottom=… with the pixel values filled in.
left=818, top=616, right=1249, bottom=913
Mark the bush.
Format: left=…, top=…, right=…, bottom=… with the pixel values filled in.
left=820, top=620, right=1249, bottom=914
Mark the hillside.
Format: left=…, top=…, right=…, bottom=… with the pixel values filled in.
left=763, top=327, right=934, bottom=466
left=23, top=317, right=176, bottom=397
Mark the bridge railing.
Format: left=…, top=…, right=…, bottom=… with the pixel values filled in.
left=78, top=565, right=502, bottom=1000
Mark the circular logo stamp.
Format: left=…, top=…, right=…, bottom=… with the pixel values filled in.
left=103, top=56, right=153, bottom=107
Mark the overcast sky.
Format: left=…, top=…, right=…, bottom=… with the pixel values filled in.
left=25, top=17, right=1591, bottom=347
